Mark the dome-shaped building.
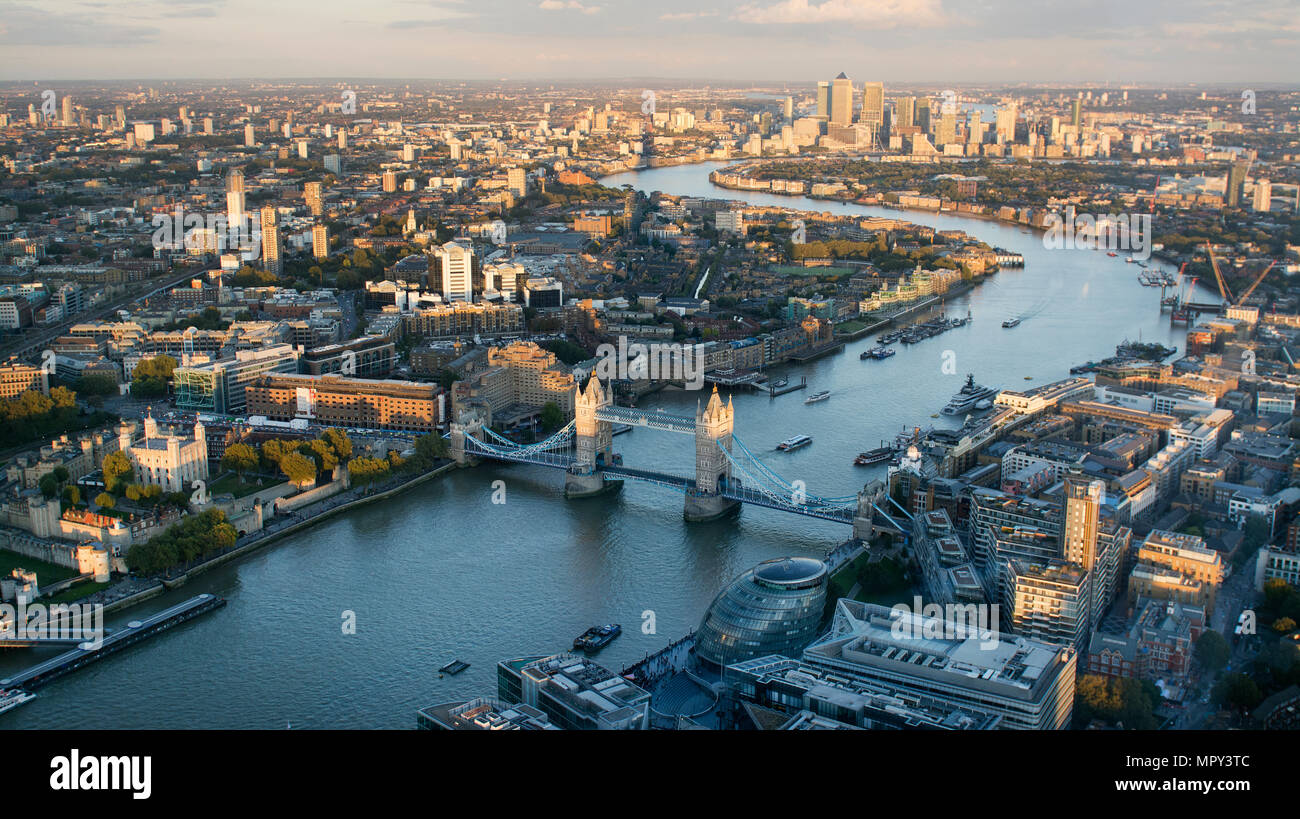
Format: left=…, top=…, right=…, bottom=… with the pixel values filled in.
left=695, top=557, right=829, bottom=670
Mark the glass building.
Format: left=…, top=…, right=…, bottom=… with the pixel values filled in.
left=695, top=557, right=828, bottom=670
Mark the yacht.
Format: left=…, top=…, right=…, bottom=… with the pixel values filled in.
left=804, top=390, right=831, bottom=404
left=777, top=435, right=813, bottom=452
left=1002, top=318, right=1021, bottom=328
left=941, top=375, right=999, bottom=415
left=0, top=689, right=35, bottom=717
left=573, top=624, right=622, bottom=652
left=854, top=445, right=894, bottom=466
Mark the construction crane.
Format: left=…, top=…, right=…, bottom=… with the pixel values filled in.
left=1235, top=260, right=1277, bottom=306
left=1204, top=242, right=1234, bottom=304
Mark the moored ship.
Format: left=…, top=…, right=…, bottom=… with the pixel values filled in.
left=941, top=374, right=999, bottom=415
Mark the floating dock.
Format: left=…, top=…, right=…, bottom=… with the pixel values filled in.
left=0, top=594, right=226, bottom=692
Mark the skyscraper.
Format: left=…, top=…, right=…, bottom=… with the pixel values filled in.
left=895, top=96, right=916, bottom=130
left=860, top=82, right=884, bottom=146
left=1253, top=178, right=1272, bottom=212
left=830, top=73, right=853, bottom=127
left=244, top=123, right=255, bottom=147
left=382, top=169, right=397, bottom=193
left=915, top=98, right=931, bottom=135
left=994, top=104, right=1017, bottom=143
left=312, top=224, right=329, bottom=260
left=1226, top=161, right=1249, bottom=208
left=260, top=206, right=281, bottom=277
left=936, top=111, right=957, bottom=147
left=303, top=181, right=323, bottom=217
left=783, top=95, right=794, bottom=121
left=1071, top=98, right=1082, bottom=129
left=226, top=168, right=246, bottom=233
left=815, top=82, right=830, bottom=119
left=435, top=241, right=475, bottom=302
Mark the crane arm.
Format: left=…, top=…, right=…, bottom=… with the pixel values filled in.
left=1205, top=242, right=1234, bottom=304
left=1237, top=260, right=1276, bottom=305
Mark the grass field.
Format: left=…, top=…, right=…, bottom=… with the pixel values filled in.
left=209, top=473, right=273, bottom=498
left=771, top=265, right=854, bottom=278
left=0, top=550, right=80, bottom=585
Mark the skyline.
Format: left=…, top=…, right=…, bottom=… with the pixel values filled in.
left=1, top=0, right=1298, bottom=83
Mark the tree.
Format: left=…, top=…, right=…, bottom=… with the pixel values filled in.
left=52, top=466, right=69, bottom=483
left=1195, top=630, right=1231, bottom=673
left=322, top=428, right=353, bottom=460
left=102, top=450, right=133, bottom=493
left=305, top=438, right=339, bottom=472
left=95, top=492, right=116, bottom=509
left=62, top=485, right=81, bottom=506
left=131, top=354, right=178, bottom=398
left=539, top=401, right=565, bottom=433
left=413, top=432, right=449, bottom=465
left=1212, top=672, right=1263, bottom=711
left=221, top=442, right=259, bottom=478
left=1273, top=617, right=1297, bottom=634
left=38, top=473, right=59, bottom=498
left=279, top=452, right=317, bottom=488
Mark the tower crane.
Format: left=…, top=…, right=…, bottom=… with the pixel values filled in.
left=1204, top=242, right=1233, bottom=304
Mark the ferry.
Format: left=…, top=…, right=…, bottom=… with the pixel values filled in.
left=573, top=624, right=622, bottom=652
left=804, top=390, right=831, bottom=404
left=0, top=689, right=36, bottom=716
left=854, top=446, right=894, bottom=466
left=941, top=374, right=999, bottom=416
left=777, top=435, right=813, bottom=452
left=438, top=659, right=471, bottom=675
left=1002, top=318, right=1021, bottom=328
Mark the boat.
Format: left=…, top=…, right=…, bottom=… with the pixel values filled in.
left=439, top=659, right=470, bottom=675
left=854, top=446, right=893, bottom=466
left=573, top=624, right=622, bottom=652
left=1002, top=318, right=1021, bottom=328
left=861, top=345, right=894, bottom=360
left=777, top=435, right=813, bottom=451
left=0, top=689, right=35, bottom=717
left=941, top=374, right=999, bottom=416
left=804, top=390, right=830, bottom=404
left=771, top=378, right=788, bottom=388
left=1108, top=252, right=1119, bottom=257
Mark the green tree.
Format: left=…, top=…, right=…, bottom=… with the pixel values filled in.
left=279, top=451, right=317, bottom=488
left=1212, top=672, right=1263, bottom=711
left=1195, top=630, right=1231, bottom=673
left=322, top=428, right=353, bottom=460
left=102, top=450, right=133, bottom=493
left=221, top=442, right=259, bottom=478
left=131, top=354, right=178, bottom=398
left=38, top=473, right=59, bottom=498
left=62, top=485, right=80, bottom=506
left=1273, top=617, right=1297, bottom=634
left=95, top=491, right=116, bottom=509
left=539, top=401, right=565, bottom=433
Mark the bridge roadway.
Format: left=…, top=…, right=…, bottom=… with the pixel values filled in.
left=594, top=406, right=696, bottom=434
left=0, top=594, right=226, bottom=691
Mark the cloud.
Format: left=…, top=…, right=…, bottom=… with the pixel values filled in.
left=734, top=0, right=947, bottom=27
left=538, top=0, right=602, bottom=14
left=660, top=11, right=719, bottom=21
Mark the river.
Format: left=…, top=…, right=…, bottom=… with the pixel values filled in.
left=0, top=161, right=1188, bottom=728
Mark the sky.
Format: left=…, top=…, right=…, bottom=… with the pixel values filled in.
left=0, top=0, right=1297, bottom=84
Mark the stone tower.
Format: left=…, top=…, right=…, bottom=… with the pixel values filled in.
left=685, top=387, right=740, bottom=522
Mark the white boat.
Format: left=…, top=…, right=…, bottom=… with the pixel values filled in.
left=804, top=390, right=831, bottom=404
left=941, top=374, right=999, bottom=415
left=0, top=689, right=35, bottom=717
left=777, top=435, right=813, bottom=451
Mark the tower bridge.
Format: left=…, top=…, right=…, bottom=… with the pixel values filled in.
left=451, top=380, right=910, bottom=534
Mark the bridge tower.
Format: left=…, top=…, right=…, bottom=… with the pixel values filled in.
left=449, top=407, right=487, bottom=466
left=685, top=386, right=740, bottom=521
left=565, top=377, right=621, bottom=498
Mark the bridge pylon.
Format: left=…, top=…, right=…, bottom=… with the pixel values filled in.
left=566, top=377, right=622, bottom=498
left=450, top=407, right=487, bottom=466
left=685, top=386, right=741, bottom=521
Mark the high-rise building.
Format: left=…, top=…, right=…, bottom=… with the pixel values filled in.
left=260, top=206, right=282, bottom=277
left=1226, top=161, right=1249, bottom=208
left=507, top=167, right=528, bottom=197
left=226, top=168, right=246, bottom=230
left=916, top=98, right=931, bottom=135
left=936, top=111, right=957, bottom=147
left=244, top=123, right=255, bottom=147
left=860, top=82, right=884, bottom=146
left=1071, top=98, right=1082, bottom=129
left=1253, top=178, right=1272, bottom=212
left=994, top=104, right=1017, bottom=143
left=815, top=82, right=830, bottom=119
left=338, top=129, right=348, bottom=150
left=324, top=154, right=342, bottom=175
left=830, top=73, right=853, bottom=127
left=303, top=181, right=323, bottom=217
left=895, top=96, right=916, bottom=130
left=382, top=169, right=397, bottom=193
left=61, top=95, right=73, bottom=127
left=312, top=224, right=329, bottom=260
left=783, top=95, right=794, bottom=121
left=435, top=241, right=475, bottom=302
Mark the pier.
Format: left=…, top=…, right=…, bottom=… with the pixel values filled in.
left=0, top=594, right=226, bottom=692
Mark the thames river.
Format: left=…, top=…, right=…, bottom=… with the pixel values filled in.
left=0, top=161, right=1190, bottom=728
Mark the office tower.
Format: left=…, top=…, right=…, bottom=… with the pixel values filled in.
left=115, top=105, right=126, bottom=127
left=382, top=169, right=397, bottom=193
left=244, top=123, right=255, bottom=147
left=403, top=143, right=415, bottom=162
left=966, top=112, right=983, bottom=146
left=507, top=167, right=527, bottom=197
left=1071, top=98, right=1081, bottom=129
left=338, top=129, right=348, bottom=150
left=783, top=95, right=794, bottom=121
left=895, top=96, right=915, bottom=130
left=226, top=168, right=246, bottom=233
left=297, top=141, right=309, bottom=159
left=312, top=224, right=329, bottom=260
left=260, top=206, right=281, bottom=277
left=203, top=117, right=214, bottom=135
left=1062, top=473, right=1100, bottom=572
left=179, top=106, right=189, bottom=120
left=61, top=95, right=73, bottom=126
left=303, top=181, right=323, bottom=217
left=994, top=104, right=1017, bottom=143
left=1226, top=161, right=1249, bottom=208
left=936, top=111, right=957, bottom=147
left=815, top=82, right=830, bottom=118
left=915, top=98, right=931, bottom=135
left=324, top=154, right=342, bottom=175
left=830, top=72, right=853, bottom=127
left=860, top=82, right=884, bottom=146
left=1253, top=178, right=1272, bottom=212
left=435, top=241, right=475, bottom=302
